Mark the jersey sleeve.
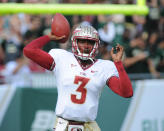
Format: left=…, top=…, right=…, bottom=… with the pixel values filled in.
left=48, top=49, right=67, bottom=67
left=103, top=61, right=119, bottom=83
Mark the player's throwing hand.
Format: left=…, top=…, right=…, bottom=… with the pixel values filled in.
left=111, top=44, right=124, bottom=62
left=47, top=32, right=65, bottom=41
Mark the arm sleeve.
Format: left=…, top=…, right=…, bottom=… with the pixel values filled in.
left=107, top=61, right=133, bottom=98
left=23, top=35, right=55, bottom=71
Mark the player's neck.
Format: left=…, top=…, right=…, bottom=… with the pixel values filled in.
left=77, top=57, right=95, bottom=68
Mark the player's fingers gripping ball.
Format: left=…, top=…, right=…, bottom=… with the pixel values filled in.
left=51, top=13, right=70, bottom=43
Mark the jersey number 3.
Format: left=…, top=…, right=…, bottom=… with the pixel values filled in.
left=71, top=76, right=90, bottom=104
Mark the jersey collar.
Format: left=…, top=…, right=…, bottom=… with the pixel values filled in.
left=74, top=56, right=98, bottom=70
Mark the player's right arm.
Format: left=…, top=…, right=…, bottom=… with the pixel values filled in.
left=23, top=33, right=65, bottom=71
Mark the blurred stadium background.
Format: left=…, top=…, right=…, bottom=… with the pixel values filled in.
left=0, top=0, right=164, bottom=131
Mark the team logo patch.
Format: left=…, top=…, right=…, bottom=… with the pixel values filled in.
left=71, top=64, right=77, bottom=67
left=80, top=72, right=86, bottom=76
left=91, top=70, right=98, bottom=73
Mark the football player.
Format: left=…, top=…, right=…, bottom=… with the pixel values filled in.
left=23, top=24, right=133, bottom=131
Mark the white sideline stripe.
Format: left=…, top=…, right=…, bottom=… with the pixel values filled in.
left=0, top=85, right=16, bottom=126
left=120, top=81, right=145, bottom=131
left=120, top=79, right=164, bottom=131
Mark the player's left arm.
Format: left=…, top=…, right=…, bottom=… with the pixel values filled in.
left=107, top=44, right=133, bottom=98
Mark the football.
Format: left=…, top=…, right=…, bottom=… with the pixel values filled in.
left=51, top=13, right=70, bottom=43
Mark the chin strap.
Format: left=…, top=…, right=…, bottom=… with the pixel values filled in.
left=89, top=58, right=94, bottom=64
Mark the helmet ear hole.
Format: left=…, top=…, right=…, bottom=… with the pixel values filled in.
left=72, top=24, right=99, bottom=60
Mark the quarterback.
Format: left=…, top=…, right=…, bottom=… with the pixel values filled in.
left=23, top=24, right=133, bottom=131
